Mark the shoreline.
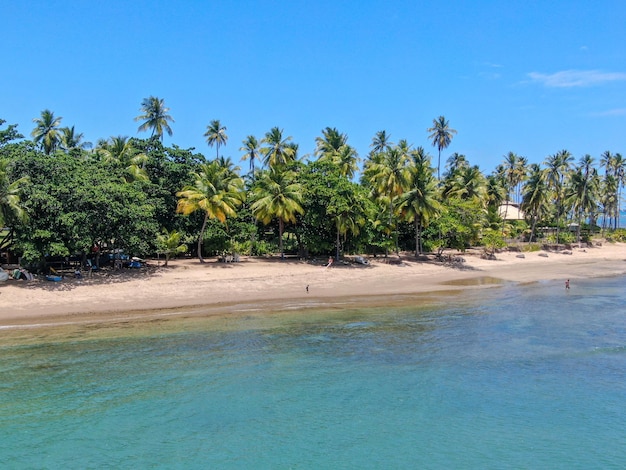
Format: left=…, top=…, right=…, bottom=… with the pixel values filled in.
left=1, top=243, right=626, bottom=331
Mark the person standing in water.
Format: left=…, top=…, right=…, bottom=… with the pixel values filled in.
left=565, top=279, right=570, bottom=290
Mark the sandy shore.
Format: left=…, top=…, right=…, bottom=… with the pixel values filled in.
left=1, top=243, right=626, bottom=328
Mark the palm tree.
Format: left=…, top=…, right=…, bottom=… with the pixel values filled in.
left=59, top=126, right=91, bottom=153
left=135, top=96, right=174, bottom=141
left=366, top=146, right=411, bottom=254
left=521, top=163, right=549, bottom=242
left=398, top=158, right=442, bottom=256
left=96, top=136, right=149, bottom=182
left=370, top=130, right=393, bottom=155
left=0, top=159, right=29, bottom=251
left=31, top=109, right=62, bottom=154
left=204, top=119, right=228, bottom=158
left=156, top=229, right=188, bottom=267
left=544, top=150, right=574, bottom=241
left=427, top=115, right=457, bottom=181
left=260, top=127, right=296, bottom=170
left=315, top=127, right=348, bottom=157
left=240, top=135, right=260, bottom=175
left=566, top=156, right=598, bottom=244
left=250, top=168, right=304, bottom=258
left=445, top=165, right=487, bottom=206
left=176, top=160, right=245, bottom=262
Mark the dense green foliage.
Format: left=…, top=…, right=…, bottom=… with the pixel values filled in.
left=0, top=104, right=623, bottom=269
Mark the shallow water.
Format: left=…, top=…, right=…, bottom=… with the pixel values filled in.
left=1, top=277, right=625, bottom=468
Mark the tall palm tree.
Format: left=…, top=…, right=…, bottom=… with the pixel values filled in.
left=398, top=158, right=442, bottom=256
left=544, top=150, right=574, bottom=241
left=135, top=96, right=174, bottom=141
left=31, top=109, right=62, bottom=154
left=566, top=155, right=598, bottom=244
left=427, top=115, right=457, bottom=181
left=240, top=135, right=260, bottom=175
left=251, top=168, right=304, bottom=258
left=204, top=119, right=228, bottom=158
left=366, top=146, right=411, bottom=254
left=176, top=160, right=245, bottom=262
left=521, top=163, right=549, bottom=242
left=260, top=127, right=296, bottom=169
left=445, top=165, right=487, bottom=206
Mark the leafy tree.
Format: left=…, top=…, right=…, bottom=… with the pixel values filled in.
left=135, top=96, right=174, bottom=140
left=204, top=119, right=228, bottom=158
left=0, top=158, right=29, bottom=251
left=427, top=115, right=457, bottom=181
left=31, top=109, right=62, bottom=154
left=176, top=160, right=244, bottom=262
left=0, top=119, right=23, bottom=146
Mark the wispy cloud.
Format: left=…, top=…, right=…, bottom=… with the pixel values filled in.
left=590, top=108, right=626, bottom=117
left=527, top=69, right=626, bottom=88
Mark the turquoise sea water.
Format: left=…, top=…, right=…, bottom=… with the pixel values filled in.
left=1, top=277, right=626, bottom=469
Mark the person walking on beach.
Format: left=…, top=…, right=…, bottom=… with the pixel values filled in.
left=565, top=279, right=570, bottom=290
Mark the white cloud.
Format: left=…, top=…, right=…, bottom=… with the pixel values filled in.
left=527, top=69, right=626, bottom=87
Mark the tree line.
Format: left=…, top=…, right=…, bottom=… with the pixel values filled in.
left=0, top=96, right=623, bottom=269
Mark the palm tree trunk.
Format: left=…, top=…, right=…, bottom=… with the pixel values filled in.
left=197, top=212, right=208, bottom=263
left=279, top=218, right=284, bottom=259
left=336, top=224, right=341, bottom=261
left=415, top=219, right=419, bottom=257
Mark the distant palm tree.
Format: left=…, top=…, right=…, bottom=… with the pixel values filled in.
left=176, top=161, right=244, bottom=262
left=315, top=127, right=348, bottom=157
left=204, top=119, right=228, bottom=158
left=31, top=109, right=62, bottom=154
left=251, top=168, right=304, bottom=258
left=544, top=150, right=574, bottom=240
left=60, top=126, right=92, bottom=153
left=240, top=135, right=260, bottom=175
left=370, top=130, right=393, bottom=155
left=427, top=116, right=457, bottom=181
left=135, top=96, right=174, bottom=141
left=521, top=163, right=549, bottom=242
left=96, top=136, right=149, bottom=182
left=260, top=127, right=296, bottom=169
left=445, top=165, right=487, bottom=206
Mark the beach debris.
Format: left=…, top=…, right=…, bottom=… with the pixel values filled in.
left=354, top=256, right=369, bottom=265
left=516, top=254, right=525, bottom=259
left=538, top=253, right=549, bottom=257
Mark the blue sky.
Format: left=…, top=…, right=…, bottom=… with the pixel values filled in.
left=2, top=0, right=625, bottom=173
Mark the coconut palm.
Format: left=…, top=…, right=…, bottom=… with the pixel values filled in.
left=544, top=150, right=574, bottom=241
left=521, top=163, right=550, bottom=242
left=445, top=165, right=487, bottom=206
left=260, top=127, right=296, bottom=169
left=370, top=130, right=393, bottom=156
left=398, top=158, right=442, bottom=256
left=156, top=229, right=188, bottom=267
left=176, top=160, right=245, bottom=262
left=366, top=146, right=411, bottom=254
left=135, top=96, right=174, bottom=141
left=250, top=168, right=304, bottom=258
left=315, top=127, right=348, bottom=157
left=566, top=156, right=598, bottom=243
left=427, top=115, right=457, bottom=181
left=31, top=109, right=62, bottom=154
left=204, top=119, right=228, bottom=158
left=240, top=135, right=260, bottom=175
left=0, top=159, right=29, bottom=251
left=96, top=136, right=149, bottom=182
left=59, top=126, right=91, bottom=153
